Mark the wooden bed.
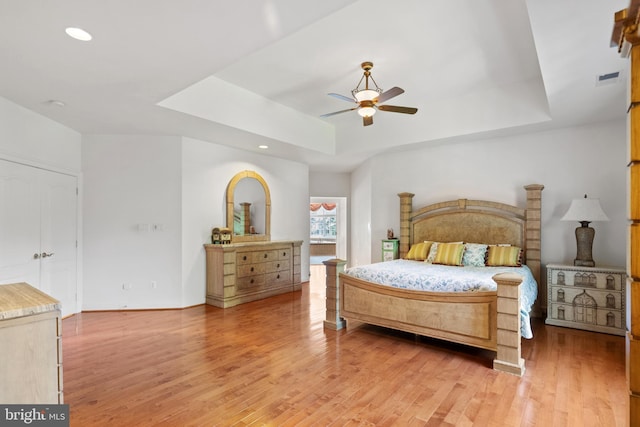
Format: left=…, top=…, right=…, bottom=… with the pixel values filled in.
left=323, top=184, right=544, bottom=376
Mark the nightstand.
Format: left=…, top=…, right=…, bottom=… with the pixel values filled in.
left=546, top=263, right=626, bottom=336
left=382, top=239, right=399, bottom=261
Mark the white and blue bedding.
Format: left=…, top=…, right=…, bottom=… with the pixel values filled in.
left=343, top=259, right=538, bottom=339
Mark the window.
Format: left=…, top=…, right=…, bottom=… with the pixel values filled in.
left=310, top=203, right=337, bottom=243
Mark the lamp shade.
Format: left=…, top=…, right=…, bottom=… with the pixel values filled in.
left=561, top=196, right=609, bottom=222
left=357, top=106, right=376, bottom=117
left=354, top=89, right=379, bottom=102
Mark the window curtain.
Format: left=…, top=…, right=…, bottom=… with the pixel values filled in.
left=310, top=203, right=336, bottom=211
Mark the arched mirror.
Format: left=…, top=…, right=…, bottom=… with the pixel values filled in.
left=226, top=170, right=271, bottom=242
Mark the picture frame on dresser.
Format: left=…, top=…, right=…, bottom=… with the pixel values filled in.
left=546, top=263, right=627, bottom=336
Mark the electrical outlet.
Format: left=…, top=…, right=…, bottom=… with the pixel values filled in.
left=151, top=281, right=157, bottom=289
left=122, top=283, right=132, bottom=290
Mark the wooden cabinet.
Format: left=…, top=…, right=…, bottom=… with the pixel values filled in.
left=382, top=239, right=399, bottom=261
left=546, top=264, right=626, bottom=336
left=0, top=283, right=63, bottom=403
left=205, top=240, right=302, bottom=308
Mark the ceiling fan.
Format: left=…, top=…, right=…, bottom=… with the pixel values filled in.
left=321, top=61, right=418, bottom=126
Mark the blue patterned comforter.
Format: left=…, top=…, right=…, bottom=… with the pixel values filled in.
left=343, top=259, right=538, bottom=339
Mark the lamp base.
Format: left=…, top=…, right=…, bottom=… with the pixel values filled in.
left=574, top=225, right=595, bottom=267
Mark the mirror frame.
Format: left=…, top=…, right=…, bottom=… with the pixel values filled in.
left=226, top=170, right=271, bottom=243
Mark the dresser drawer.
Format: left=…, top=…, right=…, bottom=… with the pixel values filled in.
left=236, top=252, right=254, bottom=265
left=548, top=268, right=623, bottom=290
left=266, top=259, right=290, bottom=273
left=237, top=275, right=266, bottom=290
left=251, top=250, right=278, bottom=263
left=266, top=271, right=291, bottom=286
left=237, top=263, right=266, bottom=278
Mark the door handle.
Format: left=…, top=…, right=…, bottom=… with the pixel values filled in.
left=41, top=252, right=55, bottom=258
left=33, top=253, right=41, bottom=259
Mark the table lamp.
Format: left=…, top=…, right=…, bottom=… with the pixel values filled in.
left=561, top=194, right=609, bottom=267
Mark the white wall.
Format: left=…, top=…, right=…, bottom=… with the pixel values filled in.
left=82, top=135, right=183, bottom=309
left=0, top=97, right=81, bottom=172
left=350, top=161, right=374, bottom=266
left=181, top=137, right=310, bottom=307
left=309, top=171, right=350, bottom=197
left=351, top=119, right=627, bottom=271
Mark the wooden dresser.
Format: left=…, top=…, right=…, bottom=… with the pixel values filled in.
left=0, top=283, right=63, bottom=403
left=204, top=240, right=303, bottom=308
left=546, top=263, right=626, bottom=336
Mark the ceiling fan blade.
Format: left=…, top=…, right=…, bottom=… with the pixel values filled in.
left=328, top=93, right=356, bottom=103
left=377, top=104, right=418, bottom=114
left=363, top=116, right=373, bottom=126
left=376, top=86, right=404, bottom=103
left=320, top=107, right=358, bottom=118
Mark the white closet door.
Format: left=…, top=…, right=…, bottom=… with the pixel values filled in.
left=40, top=171, right=78, bottom=315
left=0, top=159, right=41, bottom=286
left=0, top=159, right=78, bottom=316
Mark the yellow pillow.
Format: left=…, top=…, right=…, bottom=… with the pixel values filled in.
left=486, top=245, right=522, bottom=266
left=433, top=242, right=465, bottom=266
left=406, top=241, right=433, bottom=260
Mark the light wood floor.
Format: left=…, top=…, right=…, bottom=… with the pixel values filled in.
left=62, top=265, right=627, bottom=426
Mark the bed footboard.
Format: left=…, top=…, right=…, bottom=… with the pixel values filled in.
left=323, top=260, right=525, bottom=376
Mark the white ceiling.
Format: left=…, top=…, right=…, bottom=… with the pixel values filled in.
left=0, top=0, right=629, bottom=172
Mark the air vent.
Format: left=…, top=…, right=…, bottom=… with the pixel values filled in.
left=595, top=71, right=621, bottom=86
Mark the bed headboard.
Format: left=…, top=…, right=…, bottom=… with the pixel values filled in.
left=398, top=184, right=544, bottom=283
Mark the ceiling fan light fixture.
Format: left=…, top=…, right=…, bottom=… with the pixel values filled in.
left=322, top=61, right=417, bottom=126
left=358, top=106, right=376, bottom=117
left=353, top=89, right=380, bottom=102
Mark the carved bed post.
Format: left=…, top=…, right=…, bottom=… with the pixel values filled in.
left=398, top=192, right=415, bottom=259
left=492, top=272, right=525, bottom=376
left=323, top=258, right=347, bottom=330
left=524, top=184, right=544, bottom=315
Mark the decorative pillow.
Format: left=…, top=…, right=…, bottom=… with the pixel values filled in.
left=406, top=241, right=433, bottom=260
left=425, top=242, right=439, bottom=263
left=462, top=243, right=488, bottom=267
left=486, top=245, right=522, bottom=266
left=433, top=242, right=465, bottom=266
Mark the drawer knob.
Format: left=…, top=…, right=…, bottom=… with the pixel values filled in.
left=243, top=255, right=247, bottom=261
left=251, top=267, right=254, bottom=272
left=277, top=263, right=280, bottom=268
left=277, top=274, right=280, bottom=279
left=264, top=254, right=268, bottom=258
left=250, top=279, right=254, bottom=284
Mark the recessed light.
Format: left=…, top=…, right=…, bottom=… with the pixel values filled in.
left=65, top=27, right=92, bottom=41
left=258, top=145, right=269, bottom=149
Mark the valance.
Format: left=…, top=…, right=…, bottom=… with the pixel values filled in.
left=310, top=203, right=336, bottom=212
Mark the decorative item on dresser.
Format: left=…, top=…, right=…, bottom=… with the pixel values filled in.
left=561, top=194, right=610, bottom=267
left=204, top=240, right=302, bottom=308
left=546, top=263, right=626, bottom=336
left=381, top=239, right=399, bottom=261
left=0, top=283, right=63, bottom=403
